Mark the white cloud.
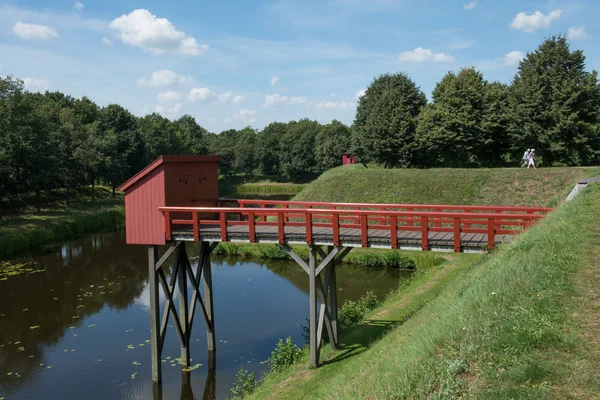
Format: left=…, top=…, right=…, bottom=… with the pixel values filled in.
left=157, top=91, right=181, bottom=102
left=136, top=70, right=193, bottom=88
left=262, top=93, right=308, bottom=108
left=463, top=1, right=477, bottom=10
left=109, top=9, right=209, bottom=56
left=73, top=1, right=84, bottom=10
left=168, top=103, right=181, bottom=113
left=399, top=47, right=455, bottom=63
left=510, top=10, right=561, bottom=33
left=188, top=88, right=217, bottom=102
left=270, top=76, right=280, bottom=86
left=22, top=77, right=49, bottom=92
left=12, top=22, right=58, bottom=40
left=231, top=109, right=257, bottom=124
left=155, top=102, right=181, bottom=115
left=231, top=95, right=246, bottom=104
left=187, top=88, right=245, bottom=103
left=503, top=50, right=524, bottom=66
left=101, top=36, right=112, bottom=45
left=207, top=118, right=217, bottom=124
left=568, top=26, right=588, bottom=40
left=356, top=89, right=366, bottom=100
left=315, top=101, right=355, bottom=111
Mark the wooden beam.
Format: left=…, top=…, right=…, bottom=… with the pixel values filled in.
left=281, top=245, right=309, bottom=274
left=148, top=246, right=161, bottom=383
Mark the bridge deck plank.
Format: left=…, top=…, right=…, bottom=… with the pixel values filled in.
left=170, top=224, right=513, bottom=253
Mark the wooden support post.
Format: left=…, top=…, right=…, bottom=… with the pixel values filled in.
left=220, top=212, right=227, bottom=242
left=332, top=214, right=340, bottom=246
left=177, top=243, right=190, bottom=367
left=202, top=242, right=216, bottom=369
left=360, top=215, right=368, bottom=247
left=487, top=218, right=495, bottom=250
left=277, top=211, right=285, bottom=244
left=305, top=213, right=313, bottom=245
left=421, top=217, right=429, bottom=251
left=453, top=217, right=461, bottom=253
left=164, top=212, right=171, bottom=241
left=390, top=216, right=398, bottom=249
left=192, top=212, right=199, bottom=241
left=248, top=212, right=256, bottom=243
left=148, top=246, right=162, bottom=383
left=328, top=246, right=338, bottom=345
left=308, top=246, right=318, bottom=366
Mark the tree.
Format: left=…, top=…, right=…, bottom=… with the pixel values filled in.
left=257, top=122, right=287, bottom=177
left=174, top=115, right=208, bottom=155
left=139, top=113, right=183, bottom=160
left=415, top=68, right=509, bottom=167
left=233, top=127, right=258, bottom=175
left=508, top=35, right=600, bottom=166
left=352, top=72, right=427, bottom=167
left=207, top=130, right=237, bottom=177
left=316, top=120, right=351, bottom=171
left=280, top=119, right=321, bottom=180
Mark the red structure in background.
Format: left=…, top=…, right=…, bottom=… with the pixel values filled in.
left=117, top=155, right=221, bottom=245
left=342, top=154, right=356, bottom=165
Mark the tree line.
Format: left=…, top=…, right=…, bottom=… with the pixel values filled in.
left=1, top=35, right=599, bottom=204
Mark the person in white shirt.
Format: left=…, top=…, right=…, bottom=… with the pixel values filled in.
left=521, top=149, right=530, bottom=168
left=528, top=149, right=537, bottom=169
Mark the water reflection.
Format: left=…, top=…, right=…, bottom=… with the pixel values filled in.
left=0, top=230, right=408, bottom=399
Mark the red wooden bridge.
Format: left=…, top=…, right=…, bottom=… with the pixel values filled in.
left=117, top=156, right=553, bottom=385
left=162, top=199, right=551, bottom=253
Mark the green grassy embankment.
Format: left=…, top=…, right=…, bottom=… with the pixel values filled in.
left=219, top=176, right=307, bottom=198
left=294, top=164, right=600, bottom=207
left=248, top=183, right=600, bottom=399
left=0, top=187, right=124, bottom=259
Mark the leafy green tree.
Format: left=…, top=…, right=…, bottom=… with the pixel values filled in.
left=233, top=127, right=258, bottom=175
left=415, top=68, right=509, bottom=167
left=207, top=130, right=237, bottom=177
left=316, top=120, right=351, bottom=171
left=352, top=72, right=426, bottom=167
left=280, top=119, right=322, bottom=180
left=139, top=113, right=183, bottom=160
left=508, top=35, right=600, bottom=166
left=174, top=114, right=208, bottom=155
left=257, top=122, right=287, bottom=177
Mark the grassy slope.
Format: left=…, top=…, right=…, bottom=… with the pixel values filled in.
left=0, top=187, right=124, bottom=258
left=294, top=165, right=600, bottom=207
left=250, top=184, right=600, bottom=399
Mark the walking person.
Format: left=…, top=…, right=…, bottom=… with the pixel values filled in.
left=521, top=149, right=531, bottom=168
left=527, top=149, right=537, bottom=169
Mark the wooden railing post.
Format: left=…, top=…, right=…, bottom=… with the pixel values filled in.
left=305, top=212, right=313, bottom=245
left=165, top=211, right=171, bottom=241
left=360, top=215, right=368, bottom=247
left=283, top=204, right=289, bottom=223
left=435, top=209, right=441, bottom=227
left=332, top=214, right=340, bottom=246
left=219, top=212, right=227, bottom=242
left=453, top=217, right=461, bottom=253
left=487, top=218, right=495, bottom=250
left=192, top=211, right=199, bottom=241
left=390, top=216, right=398, bottom=249
left=407, top=208, right=413, bottom=226
left=277, top=211, right=285, bottom=244
left=248, top=212, right=256, bottom=243
left=421, top=216, right=429, bottom=251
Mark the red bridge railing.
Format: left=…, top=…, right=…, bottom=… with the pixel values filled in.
left=159, top=203, right=549, bottom=252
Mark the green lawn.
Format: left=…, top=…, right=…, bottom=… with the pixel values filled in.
left=294, top=165, right=600, bottom=207
left=248, top=183, right=600, bottom=399
left=0, top=187, right=124, bottom=258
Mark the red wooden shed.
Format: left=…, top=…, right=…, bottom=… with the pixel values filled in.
left=117, top=155, right=221, bottom=245
left=342, top=154, right=356, bottom=165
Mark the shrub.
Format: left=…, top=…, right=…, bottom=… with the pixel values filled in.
left=383, top=252, right=416, bottom=269
left=269, top=337, right=303, bottom=373
left=338, top=300, right=365, bottom=327
left=258, top=245, right=290, bottom=259
left=230, top=368, right=258, bottom=399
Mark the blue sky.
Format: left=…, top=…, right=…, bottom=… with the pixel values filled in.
left=1, top=0, right=598, bottom=131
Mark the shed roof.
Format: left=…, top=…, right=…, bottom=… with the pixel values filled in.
left=117, top=155, right=222, bottom=192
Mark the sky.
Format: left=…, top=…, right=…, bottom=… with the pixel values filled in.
left=1, top=0, right=599, bottom=131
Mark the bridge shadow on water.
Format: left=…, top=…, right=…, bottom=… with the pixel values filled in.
left=321, top=306, right=425, bottom=367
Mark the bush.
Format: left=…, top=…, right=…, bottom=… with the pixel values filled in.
left=230, top=368, right=258, bottom=399
left=258, top=245, right=290, bottom=259
left=269, top=337, right=303, bottom=373
left=338, top=291, right=380, bottom=327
